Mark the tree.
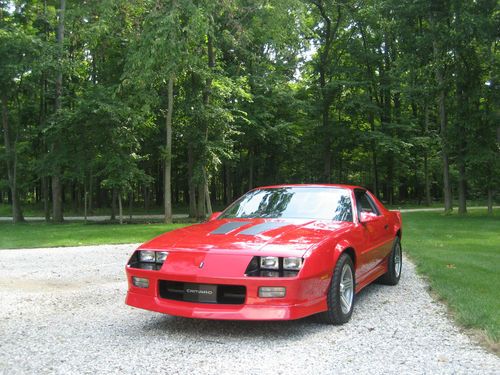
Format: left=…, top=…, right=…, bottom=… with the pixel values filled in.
left=124, top=0, right=206, bottom=222
left=0, top=23, right=39, bottom=222
left=1, top=0, right=498, bottom=221
left=51, top=0, right=65, bottom=222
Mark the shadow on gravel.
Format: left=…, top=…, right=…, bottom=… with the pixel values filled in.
left=142, top=314, right=321, bottom=341
left=139, top=281, right=391, bottom=341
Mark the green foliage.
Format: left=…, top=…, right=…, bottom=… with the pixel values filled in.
left=0, top=0, right=498, bottom=218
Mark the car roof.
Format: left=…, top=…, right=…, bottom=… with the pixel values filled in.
left=253, top=184, right=364, bottom=191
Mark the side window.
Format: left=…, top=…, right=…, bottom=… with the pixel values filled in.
left=355, top=191, right=380, bottom=217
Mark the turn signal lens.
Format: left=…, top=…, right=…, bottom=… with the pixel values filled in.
left=258, top=287, right=286, bottom=298
left=138, top=250, right=155, bottom=263
left=132, top=276, right=149, bottom=288
left=283, top=257, right=303, bottom=270
left=260, top=256, right=279, bottom=270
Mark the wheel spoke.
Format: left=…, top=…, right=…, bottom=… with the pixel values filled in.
left=394, top=243, right=402, bottom=277
left=339, top=263, right=354, bottom=314
left=341, top=294, right=349, bottom=310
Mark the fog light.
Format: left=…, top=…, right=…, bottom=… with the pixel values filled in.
left=260, top=256, right=279, bottom=270
left=132, top=276, right=149, bottom=288
left=283, top=257, right=303, bottom=270
left=258, top=286, right=286, bottom=298
left=139, top=250, right=155, bottom=263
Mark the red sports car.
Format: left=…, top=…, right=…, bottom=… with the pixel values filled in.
left=125, top=184, right=402, bottom=324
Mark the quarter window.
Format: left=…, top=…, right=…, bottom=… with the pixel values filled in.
left=355, top=191, right=380, bottom=217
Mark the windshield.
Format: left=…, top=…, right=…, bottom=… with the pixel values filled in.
left=220, top=187, right=353, bottom=221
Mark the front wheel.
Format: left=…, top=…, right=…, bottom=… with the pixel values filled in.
left=378, top=237, right=402, bottom=285
left=315, top=253, right=355, bottom=325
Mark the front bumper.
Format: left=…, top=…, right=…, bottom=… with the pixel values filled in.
left=125, top=267, right=328, bottom=320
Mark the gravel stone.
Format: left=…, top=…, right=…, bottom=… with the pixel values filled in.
left=0, top=244, right=498, bottom=375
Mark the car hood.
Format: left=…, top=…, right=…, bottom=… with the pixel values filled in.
left=140, top=218, right=352, bottom=257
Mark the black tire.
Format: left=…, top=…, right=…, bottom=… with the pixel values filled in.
left=378, top=237, right=402, bottom=286
left=315, top=253, right=355, bottom=325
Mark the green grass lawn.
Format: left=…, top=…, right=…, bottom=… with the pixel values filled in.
left=385, top=199, right=499, bottom=210
left=402, top=210, right=500, bottom=345
left=0, top=222, right=188, bottom=249
left=0, top=203, right=226, bottom=217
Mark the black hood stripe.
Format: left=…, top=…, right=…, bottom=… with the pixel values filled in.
left=211, top=221, right=251, bottom=234
left=238, top=222, right=289, bottom=236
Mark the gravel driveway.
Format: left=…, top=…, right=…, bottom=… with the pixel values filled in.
left=0, top=244, right=498, bottom=374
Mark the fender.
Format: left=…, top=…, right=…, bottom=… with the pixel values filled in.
left=334, top=239, right=355, bottom=266
left=391, top=211, right=403, bottom=238
left=303, top=236, right=356, bottom=279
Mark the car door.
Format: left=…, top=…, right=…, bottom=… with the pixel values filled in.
left=354, top=190, right=391, bottom=280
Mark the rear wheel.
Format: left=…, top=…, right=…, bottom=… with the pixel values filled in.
left=378, top=237, right=402, bottom=285
left=315, top=253, right=355, bottom=325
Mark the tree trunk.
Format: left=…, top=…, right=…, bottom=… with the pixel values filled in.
left=368, top=109, right=379, bottom=197
left=197, top=182, right=206, bottom=219
left=248, top=146, right=254, bottom=189
left=52, top=0, right=65, bottom=223
left=196, top=32, right=215, bottom=219
left=40, top=0, right=50, bottom=223
left=224, top=161, right=232, bottom=205
left=315, top=4, right=334, bottom=183
left=423, top=156, right=431, bottom=205
left=424, top=105, right=432, bottom=206
left=187, top=145, right=197, bottom=218
left=435, top=70, right=452, bottom=212
left=487, top=188, right=493, bottom=215
left=164, top=77, right=174, bottom=224
left=51, top=175, right=63, bottom=222
left=84, top=190, right=88, bottom=223
left=111, top=189, right=117, bottom=221
left=204, top=169, right=212, bottom=216
left=43, top=176, right=50, bottom=221
left=321, top=75, right=332, bottom=183
left=431, top=18, right=452, bottom=213
left=88, top=167, right=93, bottom=213
left=1, top=96, right=24, bottom=223
left=129, top=191, right=133, bottom=220
left=456, top=79, right=471, bottom=215
left=457, top=154, right=467, bottom=214
left=118, top=191, right=123, bottom=225
left=144, top=184, right=150, bottom=210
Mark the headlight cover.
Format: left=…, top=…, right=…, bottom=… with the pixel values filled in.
left=139, top=250, right=156, bottom=263
left=156, top=251, right=168, bottom=263
left=283, top=257, right=303, bottom=270
left=245, top=256, right=304, bottom=277
left=128, top=250, right=169, bottom=270
left=260, top=256, right=279, bottom=270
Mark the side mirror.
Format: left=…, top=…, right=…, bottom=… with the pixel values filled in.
left=359, top=211, right=377, bottom=224
left=208, top=212, right=222, bottom=221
